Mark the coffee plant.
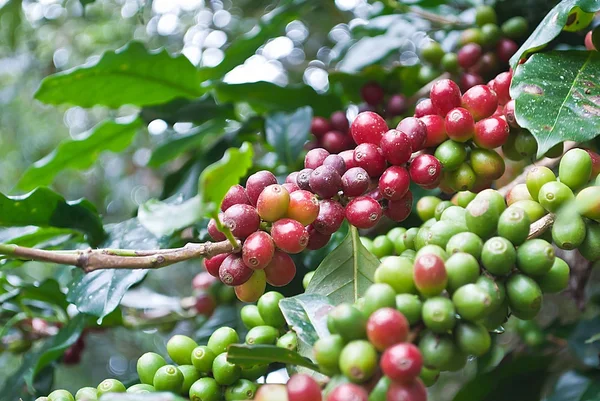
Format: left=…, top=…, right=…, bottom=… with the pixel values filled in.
left=1, top=0, right=600, bottom=400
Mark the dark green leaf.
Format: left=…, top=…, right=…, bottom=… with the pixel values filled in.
left=17, top=117, right=142, bottom=191
left=511, top=51, right=600, bottom=157
left=141, top=96, right=235, bottom=125
left=279, top=293, right=333, bottom=347
left=0, top=188, right=104, bottom=246
left=67, top=218, right=162, bottom=321
left=509, top=0, right=600, bottom=68
left=214, top=81, right=343, bottom=117
left=306, top=226, right=379, bottom=304
left=138, top=195, right=202, bottom=237
left=195, top=305, right=246, bottom=345
left=265, top=107, right=312, bottom=166
left=35, top=41, right=204, bottom=108
left=227, top=344, right=320, bottom=371
left=18, top=280, right=68, bottom=310
left=99, top=393, right=188, bottom=401
left=199, top=142, right=254, bottom=216
left=581, top=378, right=600, bottom=401
left=476, top=339, right=505, bottom=374
left=0, top=226, right=78, bottom=249
left=545, top=371, right=593, bottom=401
left=568, top=317, right=600, bottom=367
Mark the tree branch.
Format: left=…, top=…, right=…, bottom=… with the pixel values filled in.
left=0, top=240, right=239, bottom=273
left=527, top=214, right=555, bottom=239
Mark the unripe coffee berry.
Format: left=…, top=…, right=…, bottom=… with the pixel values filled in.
left=235, top=269, right=267, bottom=302
left=287, top=190, right=320, bottom=226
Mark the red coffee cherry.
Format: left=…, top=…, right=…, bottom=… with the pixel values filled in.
left=311, top=117, right=331, bottom=138
left=496, top=38, right=518, bottom=63
left=490, top=71, right=512, bottom=105
left=323, top=154, right=347, bottom=176
left=223, top=204, right=260, bottom=239
left=327, top=383, right=369, bottom=401
left=409, top=154, right=442, bottom=187
left=430, top=79, right=462, bottom=116
left=380, top=343, right=423, bottom=382
left=503, top=99, right=519, bottom=128
left=350, top=111, right=389, bottom=145
left=305, top=148, right=330, bottom=169
left=323, top=131, right=354, bottom=154
left=264, top=250, right=297, bottom=286
left=287, top=190, right=320, bottom=226
left=341, top=167, right=370, bottom=197
left=246, top=171, right=278, bottom=205
left=307, top=225, right=332, bottom=250
left=286, top=172, right=299, bottom=184
left=414, top=99, right=436, bottom=118
left=309, top=165, right=343, bottom=199
left=219, top=254, right=254, bottom=286
left=585, top=30, right=596, bottom=50
left=283, top=182, right=300, bottom=193
left=461, top=85, right=498, bottom=121
left=208, top=216, right=226, bottom=241
left=386, top=94, right=408, bottom=116
left=474, top=116, right=510, bottom=149
left=459, top=72, right=484, bottom=91
left=339, top=150, right=358, bottom=170
left=296, top=168, right=314, bottom=191
left=414, top=254, right=448, bottom=296
left=361, top=82, right=385, bottom=106
left=384, top=190, right=413, bottom=222
left=445, top=107, right=475, bottom=142
left=192, top=272, right=217, bottom=291
left=345, top=196, right=383, bottom=229
left=397, top=117, right=427, bottom=152
left=367, top=308, right=409, bottom=351
left=387, top=379, right=427, bottom=401
left=458, top=43, right=483, bottom=69
left=221, top=184, right=250, bottom=211
left=194, top=293, right=216, bottom=316
left=204, top=253, right=229, bottom=277
left=354, top=143, right=387, bottom=177
left=271, top=218, right=309, bottom=254
left=330, top=111, right=350, bottom=133
left=421, top=115, right=448, bottom=148
left=257, top=184, right=290, bottom=222
left=379, top=166, right=410, bottom=201
left=287, top=374, right=322, bottom=401
left=380, top=129, right=412, bottom=166
left=313, top=199, right=346, bottom=235
left=242, top=231, right=275, bottom=270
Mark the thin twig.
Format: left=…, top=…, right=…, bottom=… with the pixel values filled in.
left=527, top=214, right=555, bottom=239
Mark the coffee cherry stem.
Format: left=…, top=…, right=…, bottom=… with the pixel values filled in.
left=213, top=214, right=243, bottom=251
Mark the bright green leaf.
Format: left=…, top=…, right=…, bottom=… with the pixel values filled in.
left=17, top=117, right=142, bottom=191
left=0, top=226, right=78, bottom=249
left=306, top=226, right=379, bottom=304
left=511, top=51, right=600, bottom=157
left=227, top=344, right=320, bottom=371
left=265, top=107, right=312, bottom=166
left=279, top=293, right=333, bottom=347
left=138, top=195, right=202, bottom=237
left=35, top=41, right=205, bottom=108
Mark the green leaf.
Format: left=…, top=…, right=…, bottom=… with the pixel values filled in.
left=195, top=305, right=246, bottom=345
left=568, top=317, right=600, bottom=367
left=0, top=226, right=78, bottom=248
left=305, top=226, right=379, bottom=304
left=509, top=0, right=600, bottom=68
left=265, top=107, right=312, bottom=166
left=67, top=218, right=162, bottom=321
left=138, top=195, right=202, bottom=237
left=214, top=81, right=343, bottom=117
left=0, top=0, right=22, bottom=50
left=511, top=51, right=600, bottom=157
left=199, top=142, right=254, bottom=216
left=17, top=117, right=142, bottom=191
left=18, top=280, right=68, bottom=310
left=279, top=293, right=333, bottom=347
left=140, top=96, right=235, bottom=125
left=0, top=188, right=105, bottom=246
left=35, top=41, right=204, bottom=108
left=99, top=393, right=189, bottom=401
left=545, top=371, right=597, bottom=401
left=585, top=332, right=600, bottom=343
left=227, top=344, right=320, bottom=371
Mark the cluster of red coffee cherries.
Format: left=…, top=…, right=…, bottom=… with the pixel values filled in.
left=309, top=111, right=356, bottom=154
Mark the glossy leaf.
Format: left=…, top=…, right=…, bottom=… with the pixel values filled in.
left=0, top=188, right=104, bottom=246
left=265, top=106, right=312, bottom=166
left=305, top=226, right=379, bottom=304
left=279, top=293, right=333, bottom=347
left=138, top=195, right=202, bottom=237
left=227, top=344, right=320, bottom=371
left=140, top=96, right=235, bottom=125
left=18, top=280, right=68, bottom=310
left=35, top=41, right=204, bottom=108
left=17, top=117, right=142, bottom=191
left=510, top=0, right=600, bottom=68
left=0, top=226, right=78, bottom=249
left=198, top=141, right=253, bottom=216
left=545, top=371, right=600, bottom=401
left=511, top=51, right=600, bottom=157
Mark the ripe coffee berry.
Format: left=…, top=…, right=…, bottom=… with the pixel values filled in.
left=496, top=38, right=518, bottom=63
left=305, top=148, right=330, bottom=169
left=385, top=190, right=413, bottom=222
left=366, top=308, right=409, bottom=351
left=242, top=231, right=275, bottom=270
left=387, top=379, right=427, bottom=401
left=339, top=150, right=358, bottom=169
left=458, top=43, right=483, bottom=69
left=257, top=184, right=290, bottom=222
left=307, top=225, right=332, bottom=250
left=323, top=154, right=347, bottom=176
left=409, top=154, right=442, bottom=187
left=271, top=218, right=309, bottom=254
left=414, top=254, right=448, bottom=296
left=208, top=217, right=226, bottom=241
left=204, top=253, right=229, bottom=277
left=430, top=79, right=462, bottom=116
left=361, top=82, right=385, bottom=106
left=309, top=165, right=343, bottom=199
left=287, top=374, right=322, bottom=401
left=387, top=94, right=408, bottom=116
left=380, top=343, right=423, bottom=382
left=474, top=116, right=510, bottom=149
left=283, top=182, right=300, bottom=193
left=342, top=167, right=370, bottom=197
left=445, top=107, right=475, bottom=142
left=195, top=293, right=216, bottom=316
left=313, top=199, right=346, bottom=234
left=345, top=196, right=383, bottom=229
left=264, top=250, right=297, bottom=286
left=414, top=99, right=436, bottom=117
left=380, top=129, right=412, bottom=165
left=421, top=115, right=447, bottom=148
left=379, top=166, right=410, bottom=200
left=246, top=171, right=278, bottom=205
left=219, top=254, right=254, bottom=286
left=503, top=99, right=519, bottom=128
left=221, top=185, right=250, bottom=211
left=327, top=383, right=369, bottom=401
left=491, top=71, right=512, bottom=105
left=287, top=190, right=320, bottom=226
left=330, top=110, right=350, bottom=133
left=322, top=131, right=353, bottom=154
left=461, top=85, right=498, bottom=121
left=460, top=72, right=484, bottom=91
left=311, top=117, right=331, bottom=138
left=223, top=204, right=260, bottom=239
left=350, top=111, right=389, bottom=145
left=296, top=168, right=313, bottom=191
left=397, top=117, right=427, bottom=151
left=354, top=143, right=387, bottom=177
left=192, top=272, right=217, bottom=291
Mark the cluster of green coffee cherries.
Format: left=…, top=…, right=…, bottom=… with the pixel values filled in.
left=36, top=291, right=295, bottom=401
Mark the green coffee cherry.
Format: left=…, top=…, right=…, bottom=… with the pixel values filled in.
left=460, top=27, right=484, bottom=45
left=395, top=294, right=423, bottom=325
left=479, top=189, right=507, bottom=213
left=445, top=252, right=480, bottom=292
left=420, top=41, right=445, bottom=64
left=179, top=365, right=201, bottom=395
left=374, top=256, right=416, bottom=294
left=446, top=232, right=483, bottom=259
left=435, top=140, right=467, bottom=171
left=445, top=349, right=468, bottom=372
left=441, top=52, right=459, bottom=73
left=497, top=206, right=531, bottom=246
left=49, top=390, right=75, bottom=401
left=538, top=181, right=574, bottom=212
left=514, top=130, right=538, bottom=159
left=579, top=221, right=600, bottom=261
left=470, top=148, right=505, bottom=180
left=434, top=201, right=454, bottom=221
left=476, top=276, right=506, bottom=311
left=506, top=274, right=543, bottom=320
left=455, top=191, right=476, bottom=208
left=482, top=237, right=516, bottom=276
left=506, top=184, right=533, bottom=205
left=392, top=234, right=407, bottom=255
left=422, top=297, right=457, bottom=333
left=454, top=322, right=491, bottom=357
left=241, top=305, right=266, bottom=329
left=502, top=16, right=528, bottom=39
left=153, top=365, right=183, bottom=393
left=415, top=227, right=433, bottom=251
left=481, top=23, right=502, bottom=46
left=167, top=335, right=198, bottom=366
left=363, top=283, right=397, bottom=317
left=503, top=134, right=524, bottom=161
left=126, top=384, right=155, bottom=394
left=370, top=376, right=391, bottom=400
left=75, top=387, right=98, bottom=400
left=559, top=148, right=592, bottom=190
left=302, top=271, right=315, bottom=290
left=314, top=334, right=344, bottom=374
left=276, top=331, right=297, bottom=351
left=427, top=220, right=466, bottom=249
left=466, top=198, right=500, bottom=239
left=516, top=239, right=555, bottom=276
left=535, top=257, right=570, bottom=293
left=208, top=327, right=240, bottom=355
left=446, top=163, right=477, bottom=191
left=241, top=364, right=268, bottom=381
left=452, top=284, right=493, bottom=321
left=417, top=196, right=443, bottom=222
left=246, top=326, right=279, bottom=345
left=189, top=378, right=221, bottom=401
left=257, top=292, right=286, bottom=328
left=552, top=210, right=586, bottom=250
left=191, top=346, right=216, bottom=373
left=403, top=227, right=419, bottom=250
left=418, top=65, right=441, bottom=84
left=575, top=186, right=600, bottom=220
left=475, top=5, right=497, bottom=26
left=372, top=235, right=394, bottom=258
left=511, top=200, right=547, bottom=222
left=212, top=353, right=241, bottom=386
left=526, top=166, right=556, bottom=201
left=225, top=379, right=258, bottom=401
left=97, top=379, right=126, bottom=396
left=401, top=249, right=417, bottom=261
left=420, top=367, right=440, bottom=387
left=137, top=352, right=167, bottom=385
left=328, top=303, right=366, bottom=341
left=387, top=227, right=407, bottom=243
left=480, top=301, right=509, bottom=331
left=360, top=237, right=375, bottom=253
left=415, top=244, right=449, bottom=262
left=419, top=332, right=457, bottom=371
left=339, top=340, right=378, bottom=383
left=440, top=206, right=467, bottom=228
